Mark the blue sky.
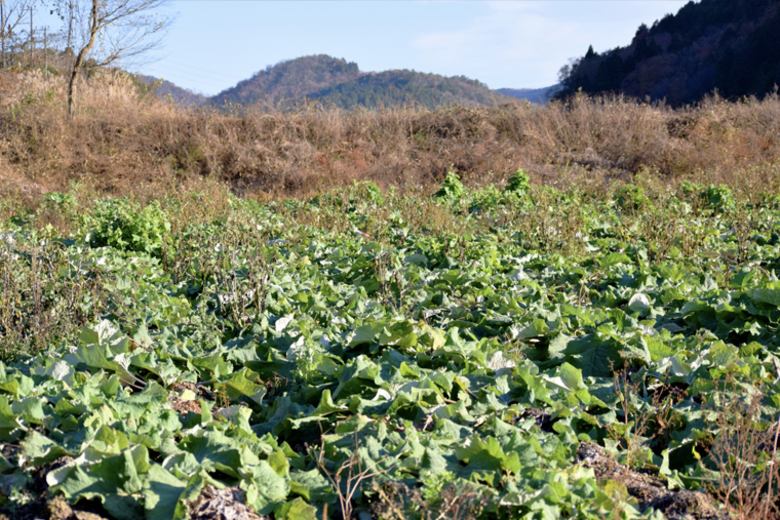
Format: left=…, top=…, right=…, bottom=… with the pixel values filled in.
left=132, top=1, right=692, bottom=96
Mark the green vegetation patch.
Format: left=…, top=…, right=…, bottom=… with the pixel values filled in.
left=0, top=177, right=778, bottom=519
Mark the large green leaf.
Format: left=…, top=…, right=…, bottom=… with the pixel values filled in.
left=563, top=334, right=623, bottom=378
left=243, top=461, right=290, bottom=515
left=276, top=497, right=318, bottom=520
left=143, top=464, right=204, bottom=520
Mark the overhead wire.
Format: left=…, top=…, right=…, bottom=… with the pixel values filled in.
left=142, top=72, right=225, bottom=93
left=142, top=69, right=231, bottom=93
left=142, top=60, right=249, bottom=95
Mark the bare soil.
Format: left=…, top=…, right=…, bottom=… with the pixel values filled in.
left=577, top=442, right=723, bottom=520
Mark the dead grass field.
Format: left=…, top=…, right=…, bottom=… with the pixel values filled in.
left=1, top=69, right=780, bottom=205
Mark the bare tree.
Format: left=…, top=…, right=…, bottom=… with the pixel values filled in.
left=0, top=0, right=34, bottom=68
left=51, top=0, right=173, bottom=118
left=49, top=1, right=81, bottom=63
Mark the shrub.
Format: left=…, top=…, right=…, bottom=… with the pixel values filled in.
left=703, top=184, right=735, bottom=211
left=434, top=168, right=465, bottom=205
left=614, top=185, right=651, bottom=212
left=86, top=198, right=171, bottom=257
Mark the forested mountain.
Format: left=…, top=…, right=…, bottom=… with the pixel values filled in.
left=138, top=54, right=517, bottom=111
left=209, top=54, right=510, bottom=110
left=210, top=55, right=362, bottom=109
left=557, top=0, right=780, bottom=105
left=135, top=75, right=207, bottom=107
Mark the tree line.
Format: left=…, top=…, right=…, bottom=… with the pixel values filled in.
left=556, top=0, right=780, bottom=106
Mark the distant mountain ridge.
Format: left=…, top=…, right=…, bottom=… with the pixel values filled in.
left=141, top=54, right=554, bottom=110
left=211, top=55, right=362, bottom=109
left=208, top=54, right=512, bottom=110
left=557, top=0, right=780, bottom=105
left=135, top=75, right=207, bottom=107
left=308, top=69, right=503, bottom=109
left=497, top=86, right=560, bottom=104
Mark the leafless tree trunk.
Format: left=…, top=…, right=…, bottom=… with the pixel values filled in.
left=67, top=0, right=98, bottom=118
left=66, top=1, right=73, bottom=53
left=56, top=0, right=173, bottom=118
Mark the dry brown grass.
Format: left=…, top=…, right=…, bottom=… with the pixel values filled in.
left=702, top=383, right=780, bottom=520
left=2, top=70, right=780, bottom=201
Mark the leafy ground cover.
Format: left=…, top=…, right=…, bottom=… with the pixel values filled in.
left=1, top=173, right=779, bottom=520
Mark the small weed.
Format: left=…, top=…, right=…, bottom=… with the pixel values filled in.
left=313, top=432, right=392, bottom=520
left=370, top=473, right=489, bottom=520
left=605, top=362, right=650, bottom=467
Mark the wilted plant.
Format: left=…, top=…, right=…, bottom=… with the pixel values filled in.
left=703, top=384, right=780, bottom=520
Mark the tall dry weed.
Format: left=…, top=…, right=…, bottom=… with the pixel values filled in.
left=703, top=386, right=780, bottom=520
left=2, top=69, right=780, bottom=201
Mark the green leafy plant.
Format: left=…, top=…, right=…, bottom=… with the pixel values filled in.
left=419, top=470, right=456, bottom=502
left=678, top=180, right=703, bottom=200
left=357, top=180, right=384, bottom=205
left=468, top=184, right=503, bottom=212
left=43, top=192, right=76, bottom=209
left=505, top=168, right=530, bottom=196
left=614, top=184, right=651, bottom=212
left=433, top=168, right=465, bottom=205
left=703, top=184, right=735, bottom=211
left=4, top=181, right=780, bottom=520
left=86, top=198, right=171, bottom=256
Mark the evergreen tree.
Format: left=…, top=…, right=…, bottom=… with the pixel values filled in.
left=554, top=0, right=780, bottom=105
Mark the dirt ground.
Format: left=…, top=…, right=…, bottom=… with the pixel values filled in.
left=577, top=442, right=724, bottom=520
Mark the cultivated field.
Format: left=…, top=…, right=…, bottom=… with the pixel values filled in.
left=1, top=70, right=780, bottom=520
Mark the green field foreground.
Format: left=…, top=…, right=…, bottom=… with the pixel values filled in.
left=1, top=172, right=779, bottom=520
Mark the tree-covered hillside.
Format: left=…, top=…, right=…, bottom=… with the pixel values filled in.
left=211, top=55, right=362, bottom=109
left=557, top=0, right=780, bottom=105
left=135, top=75, right=207, bottom=107
left=308, top=69, right=507, bottom=110
left=209, top=55, right=511, bottom=111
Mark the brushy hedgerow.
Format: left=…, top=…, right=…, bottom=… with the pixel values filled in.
left=3, top=68, right=780, bottom=201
